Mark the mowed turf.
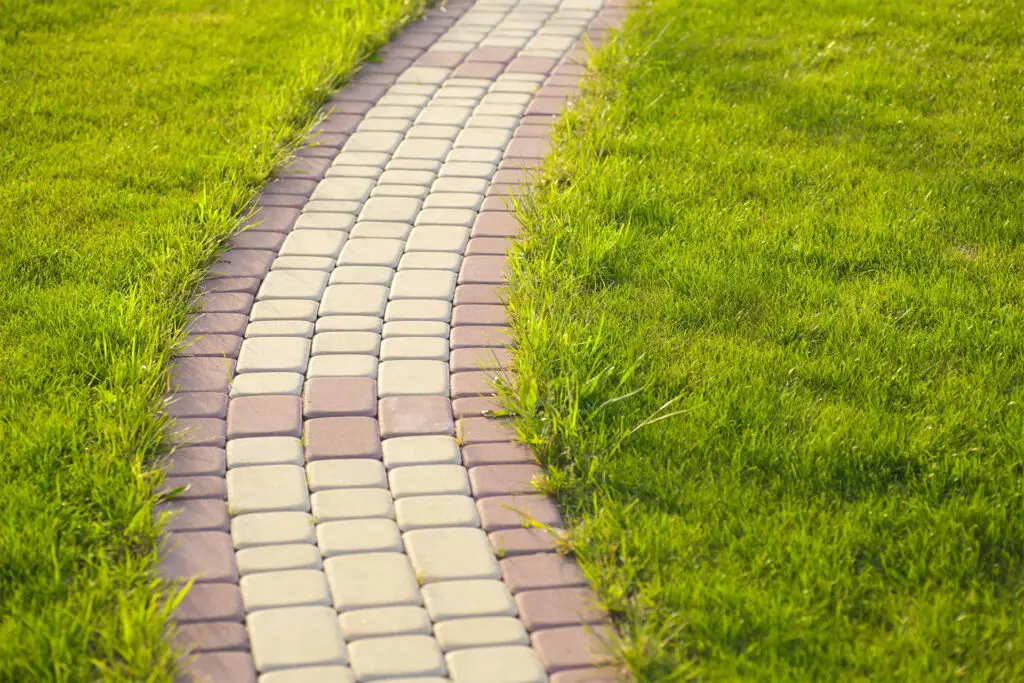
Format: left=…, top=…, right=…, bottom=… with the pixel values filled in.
left=507, top=0, right=1024, bottom=679
left=0, top=0, right=425, bottom=679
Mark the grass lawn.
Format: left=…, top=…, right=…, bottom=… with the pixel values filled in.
left=0, top=0, right=425, bottom=679
left=507, top=0, right=1024, bottom=679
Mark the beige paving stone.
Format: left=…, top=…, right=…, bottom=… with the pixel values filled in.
left=377, top=169, right=436, bottom=187
left=395, top=495, right=479, bottom=531
left=227, top=465, right=309, bottom=516
left=319, top=284, right=389, bottom=316
left=339, top=606, right=432, bottom=641
left=364, top=104, right=421, bottom=120
left=307, top=459, right=387, bottom=492
left=247, top=606, right=347, bottom=672
left=448, top=147, right=504, bottom=164
left=241, top=569, right=332, bottom=610
left=398, top=252, right=463, bottom=271
left=311, top=331, right=381, bottom=356
left=231, top=511, right=315, bottom=549
left=348, top=636, right=446, bottom=681
left=466, top=113, right=521, bottom=128
left=323, top=552, right=421, bottom=610
left=389, top=465, right=471, bottom=498
left=433, top=616, right=529, bottom=651
left=236, top=337, right=310, bottom=374
left=257, top=270, right=330, bottom=301
left=379, top=337, right=449, bottom=361
left=415, top=208, right=477, bottom=228
left=250, top=300, right=320, bottom=322
left=438, top=161, right=497, bottom=178
left=406, top=123, right=462, bottom=140
left=337, top=239, right=406, bottom=268
left=305, top=200, right=363, bottom=215
left=446, top=646, right=546, bottom=683
left=394, top=138, right=453, bottom=161
left=397, top=66, right=452, bottom=84
left=360, top=197, right=423, bottom=223
left=324, top=164, right=384, bottom=180
left=349, top=221, right=413, bottom=240
left=343, top=131, right=404, bottom=154
left=421, top=579, right=516, bottom=620
left=328, top=265, right=395, bottom=286
left=377, top=360, right=450, bottom=396
left=423, top=193, right=485, bottom=211
left=381, top=321, right=450, bottom=338
left=382, top=435, right=462, bottom=469
left=280, top=230, right=348, bottom=258
left=389, top=270, right=458, bottom=300
left=358, top=117, right=413, bottom=133
left=431, top=177, right=489, bottom=194
left=315, top=315, right=383, bottom=333
left=311, top=488, right=394, bottom=522
left=331, top=151, right=390, bottom=168
left=455, top=127, right=515, bottom=149
left=258, top=666, right=355, bottom=683
left=405, top=226, right=471, bottom=253
left=269, top=255, right=337, bottom=271
left=294, top=212, right=357, bottom=231
left=371, top=183, right=429, bottom=199
left=227, top=437, right=303, bottom=468
left=245, top=320, right=315, bottom=338
left=403, top=527, right=501, bottom=583
left=312, top=177, right=375, bottom=202
left=229, top=372, right=304, bottom=397
left=306, top=354, right=378, bottom=379
left=416, top=106, right=473, bottom=126
left=387, top=157, right=443, bottom=173
left=317, top=518, right=403, bottom=556
left=235, top=543, right=322, bottom=575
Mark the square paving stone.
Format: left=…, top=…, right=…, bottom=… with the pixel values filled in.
left=235, top=543, right=322, bottom=575
left=230, top=372, right=304, bottom=398
left=236, top=338, right=311, bottom=374
left=306, top=354, right=378, bottom=379
left=395, top=494, right=479, bottom=531
left=403, top=527, right=500, bottom=583
left=258, top=667, right=356, bottom=683
left=307, top=459, right=387, bottom=492
left=469, top=464, right=543, bottom=498
left=337, top=239, right=406, bottom=268
left=446, top=646, right=546, bottom=683
left=398, top=252, right=462, bottom=271
left=171, top=357, right=235, bottom=393
left=394, top=138, right=453, bottom=160
left=415, top=208, right=477, bottom=228
left=530, top=625, right=615, bottom=673
left=389, top=464, right=470, bottom=498
left=241, top=569, right=332, bottom=610
left=323, top=552, right=421, bottom=611
left=328, top=265, right=395, bottom=286
left=448, top=147, right=503, bottom=164
left=378, top=395, right=453, bottom=439
left=372, top=183, right=430, bottom=199
left=175, top=583, right=244, bottom=623
left=317, top=518, right=403, bottom=556
left=477, top=494, right=563, bottom=532
left=515, top=587, right=606, bottom=631
left=311, top=331, right=381, bottom=356
left=378, top=169, right=436, bottom=187
left=431, top=177, right=489, bottom=194
left=250, top=300, right=320, bottom=322
left=280, top=230, right=348, bottom=258
left=438, top=161, right=497, bottom=179
left=160, top=531, right=238, bottom=584
left=379, top=337, right=449, bottom=362
left=269, top=255, right=337, bottom=271
left=304, top=377, right=376, bottom=418
left=227, top=465, right=310, bottom=516
left=319, top=284, right=389, bottom=316
left=421, top=579, right=516, bottom=620
left=316, top=315, right=383, bottom=333
left=358, top=116, right=413, bottom=133
left=340, top=606, right=432, bottom=641
left=377, top=360, right=450, bottom=397
left=227, top=436, right=303, bottom=468
left=406, top=123, right=462, bottom=140
left=382, top=435, right=462, bottom=468
left=390, top=270, right=458, bottom=300
left=245, top=320, right=315, bottom=338
left=227, top=396, right=302, bottom=439
left=248, top=606, right=348, bottom=672
left=311, top=178, right=375, bottom=204
left=231, top=511, right=316, bottom=549
left=359, top=197, right=423, bottom=223
left=348, top=635, right=446, bottom=681
left=434, top=617, right=528, bottom=652
left=294, top=213, right=357, bottom=231
left=343, top=131, right=405, bottom=154
left=381, top=321, right=450, bottom=338
left=311, top=488, right=394, bottom=522
left=349, top=221, right=413, bottom=240
left=304, top=416, right=382, bottom=460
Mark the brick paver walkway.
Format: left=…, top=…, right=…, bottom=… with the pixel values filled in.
left=161, top=0, right=627, bottom=680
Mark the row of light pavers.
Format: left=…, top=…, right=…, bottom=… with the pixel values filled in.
left=161, top=0, right=629, bottom=681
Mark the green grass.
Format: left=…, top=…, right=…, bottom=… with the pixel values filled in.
left=506, top=0, right=1024, bottom=679
left=0, top=0, right=426, bottom=679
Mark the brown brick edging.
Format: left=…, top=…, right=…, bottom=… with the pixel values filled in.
left=159, top=0, right=631, bottom=681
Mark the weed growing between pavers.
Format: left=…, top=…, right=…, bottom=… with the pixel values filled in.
left=505, top=0, right=1024, bottom=679
left=0, top=0, right=427, bottom=679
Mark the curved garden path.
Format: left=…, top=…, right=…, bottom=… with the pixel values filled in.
left=161, top=0, right=626, bottom=680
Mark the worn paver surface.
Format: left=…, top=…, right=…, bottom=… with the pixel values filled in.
left=162, top=0, right=627, bottom=680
